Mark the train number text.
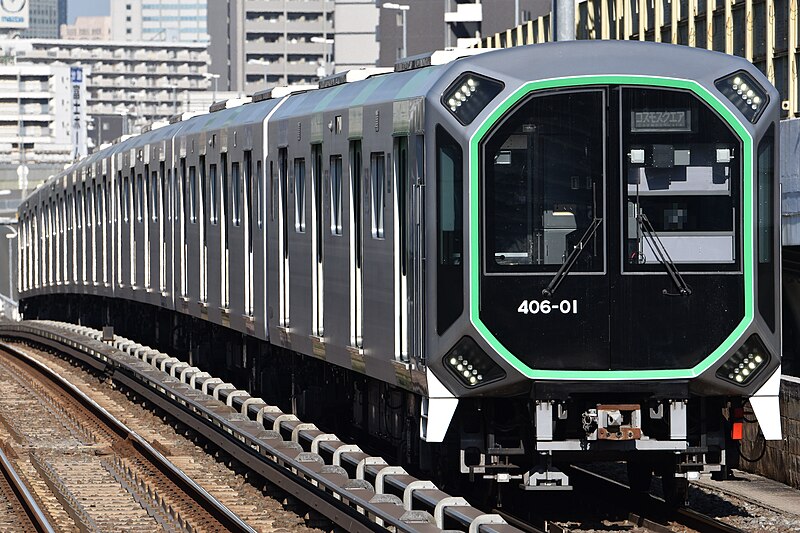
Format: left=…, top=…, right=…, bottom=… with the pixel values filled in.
left=517, top=299, right=578, bottom=315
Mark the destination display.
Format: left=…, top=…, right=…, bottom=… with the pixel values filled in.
left=631, top=109, right=692, bottom=132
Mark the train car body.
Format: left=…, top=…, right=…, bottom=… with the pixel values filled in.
left=17, top=41, right=782, bottom=500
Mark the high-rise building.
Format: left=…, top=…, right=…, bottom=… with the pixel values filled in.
left=111, top=0, right=208, bottom=42
left=334, top=0, right=379, bottom=72
left=2, top=38, right=214, bottom=147
left=20, top=0, right=68, bottom=39
left=0, top=63, right=86, bottom=192
left=209, top=0, right=335, bottom=95
left=377, top=0, right=550, bottom=66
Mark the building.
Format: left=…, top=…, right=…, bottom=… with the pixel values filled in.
left=209, top=0, right=335, bottom=95
left=334, top=0, right=379, bottom=72
left=475, top=0, right=800, bottom=120
left=0, top=63, right=86, bottom=199
left=21, top=0, right=67, bottom=39
left=61, top=16, right=112, bottom=40
left=0, top=38, right=215, bottom=147
left=207, top=0, right=244, bottom=92
left=111, top=0, right=208, bottom=43
left=376, top=0, right=550, bottom=66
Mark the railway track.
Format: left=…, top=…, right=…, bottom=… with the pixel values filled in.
left=0, top=441, right=54, bottom=533
left=0, top=319, right=525, bottom=533
left=0, top=339, right=256, bottom=533
left=556, top=466, right=749, bottom=533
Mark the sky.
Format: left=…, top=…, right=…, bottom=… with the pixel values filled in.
left=69, top=0, right=110, bottom=23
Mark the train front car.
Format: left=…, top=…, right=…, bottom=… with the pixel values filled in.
left=423, top=41, right=781, bottom=500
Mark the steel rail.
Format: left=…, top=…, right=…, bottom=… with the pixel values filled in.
left=0, top=339, right=257, bottom=533
left=567, top=465, right=749, bottom=533
left=0, top=445, right=56, bottom=533
left=0, top=320, right=525, bottom=533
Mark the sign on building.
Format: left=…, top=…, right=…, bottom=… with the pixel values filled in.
left=0, top=0, right=29, bottom=29
left=71, top=67, right=88, bottom=161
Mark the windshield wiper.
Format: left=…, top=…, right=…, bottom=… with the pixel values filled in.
left=636, top=213, right=692, bottom=297
left=542, top=218, right=603, bottom=298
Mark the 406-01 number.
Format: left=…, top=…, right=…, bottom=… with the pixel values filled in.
left=517, top=299, right=578, bottom=315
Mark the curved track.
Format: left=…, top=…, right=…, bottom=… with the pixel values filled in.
left=0, top=444, right=54, bottom=533
left=1, top=320, right=525, bottom=533
left=0, top=339, right=255, bottom=533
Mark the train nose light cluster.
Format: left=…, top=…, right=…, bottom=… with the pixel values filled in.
left=441, top=73, right=504, bottom=126
left=443, top=337, right=506, bottom=388
left=716, top=335, right=771, bottom=386
left=715, top=71, right=768, bottom=123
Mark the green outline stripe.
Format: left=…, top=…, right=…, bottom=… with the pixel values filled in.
left=468, top=75, right=753, bottom=381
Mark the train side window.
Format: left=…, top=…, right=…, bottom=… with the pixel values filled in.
left=232, top=161, right=241, bottom=227
left=330, top=155, right=343, bottom=236
left=136, top=173, right=144, bottom=222
left=210, top=164, right=218, bottom=225
left=436, top=126, right=463, bottom=334
left=294, top=158, right=306, bottom=233
left=123, top=175, right=130, bottom=223
left=95, top=182, right=102, bottom=223
left=370, top=153, right=385, bottom=239
left=257, top=159, right=264, bottom=229
left=270, top=161, right=276, bottom=222
left=757, top=124, right=775, bottom=331
left=242, top=150, right=253, bottom=236
left=190, top=166, right=198, bottom=224
left=245, top=150, right=253, bottom=244
left=151, top=169, right=158, bottom=222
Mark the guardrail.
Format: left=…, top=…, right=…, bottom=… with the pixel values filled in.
left=0, top=320, right=526, bottom=533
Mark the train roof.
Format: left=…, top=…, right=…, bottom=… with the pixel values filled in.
left=24, top=41, right=775, bottom=208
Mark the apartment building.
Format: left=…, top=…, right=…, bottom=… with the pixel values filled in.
left=0, top=63, right=85, bottom=187
left=111, top=0, right=208, bottom=42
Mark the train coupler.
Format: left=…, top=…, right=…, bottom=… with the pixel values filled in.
left=520, top=466, right=572, bottom=491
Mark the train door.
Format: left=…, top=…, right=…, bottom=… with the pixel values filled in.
left=244, top=150, right=254, bottom=317
left=78, top=183, right=86, bottom=287
left=200, top=155, right=208, bottom=304
left=143, top=165, right=150, bottom=291
left=101, top=173, right=109, bottom=287
left=91, top=179, right=98, bottom=286
left=148, top=162, right=160, bottom=297
left=278, top=148, right=290, bottom=326
left=311, top=144, right=324, bottom=336
left=128, top=168, right=135, bottom=288
left=394, top=136, right=409, bottom=361
left=221, top=152, right=230, bottom=309
left=159, top=162, right=166, bottom=295
left=186, top=160, right=201, bottom=306
left=410, top=134, right=425, bottom=364
left=207, top=157, right=221, bottom=312
left=349, top=141, right=364, bottom=348
left=135, top=169, right=145, bottom=290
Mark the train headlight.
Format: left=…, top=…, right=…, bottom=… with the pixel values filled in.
left=716, top=335, right=771, bottom=386
left=443, top=337, right=506, bottom=388
left=715, top=71, right=768, bottom=123
left=441, top=73, right=504, bottom=126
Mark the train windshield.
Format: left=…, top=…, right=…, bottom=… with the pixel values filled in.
left=483, top=90, right=605, bottom=274
left=623, top=88, right=739, bottom=270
